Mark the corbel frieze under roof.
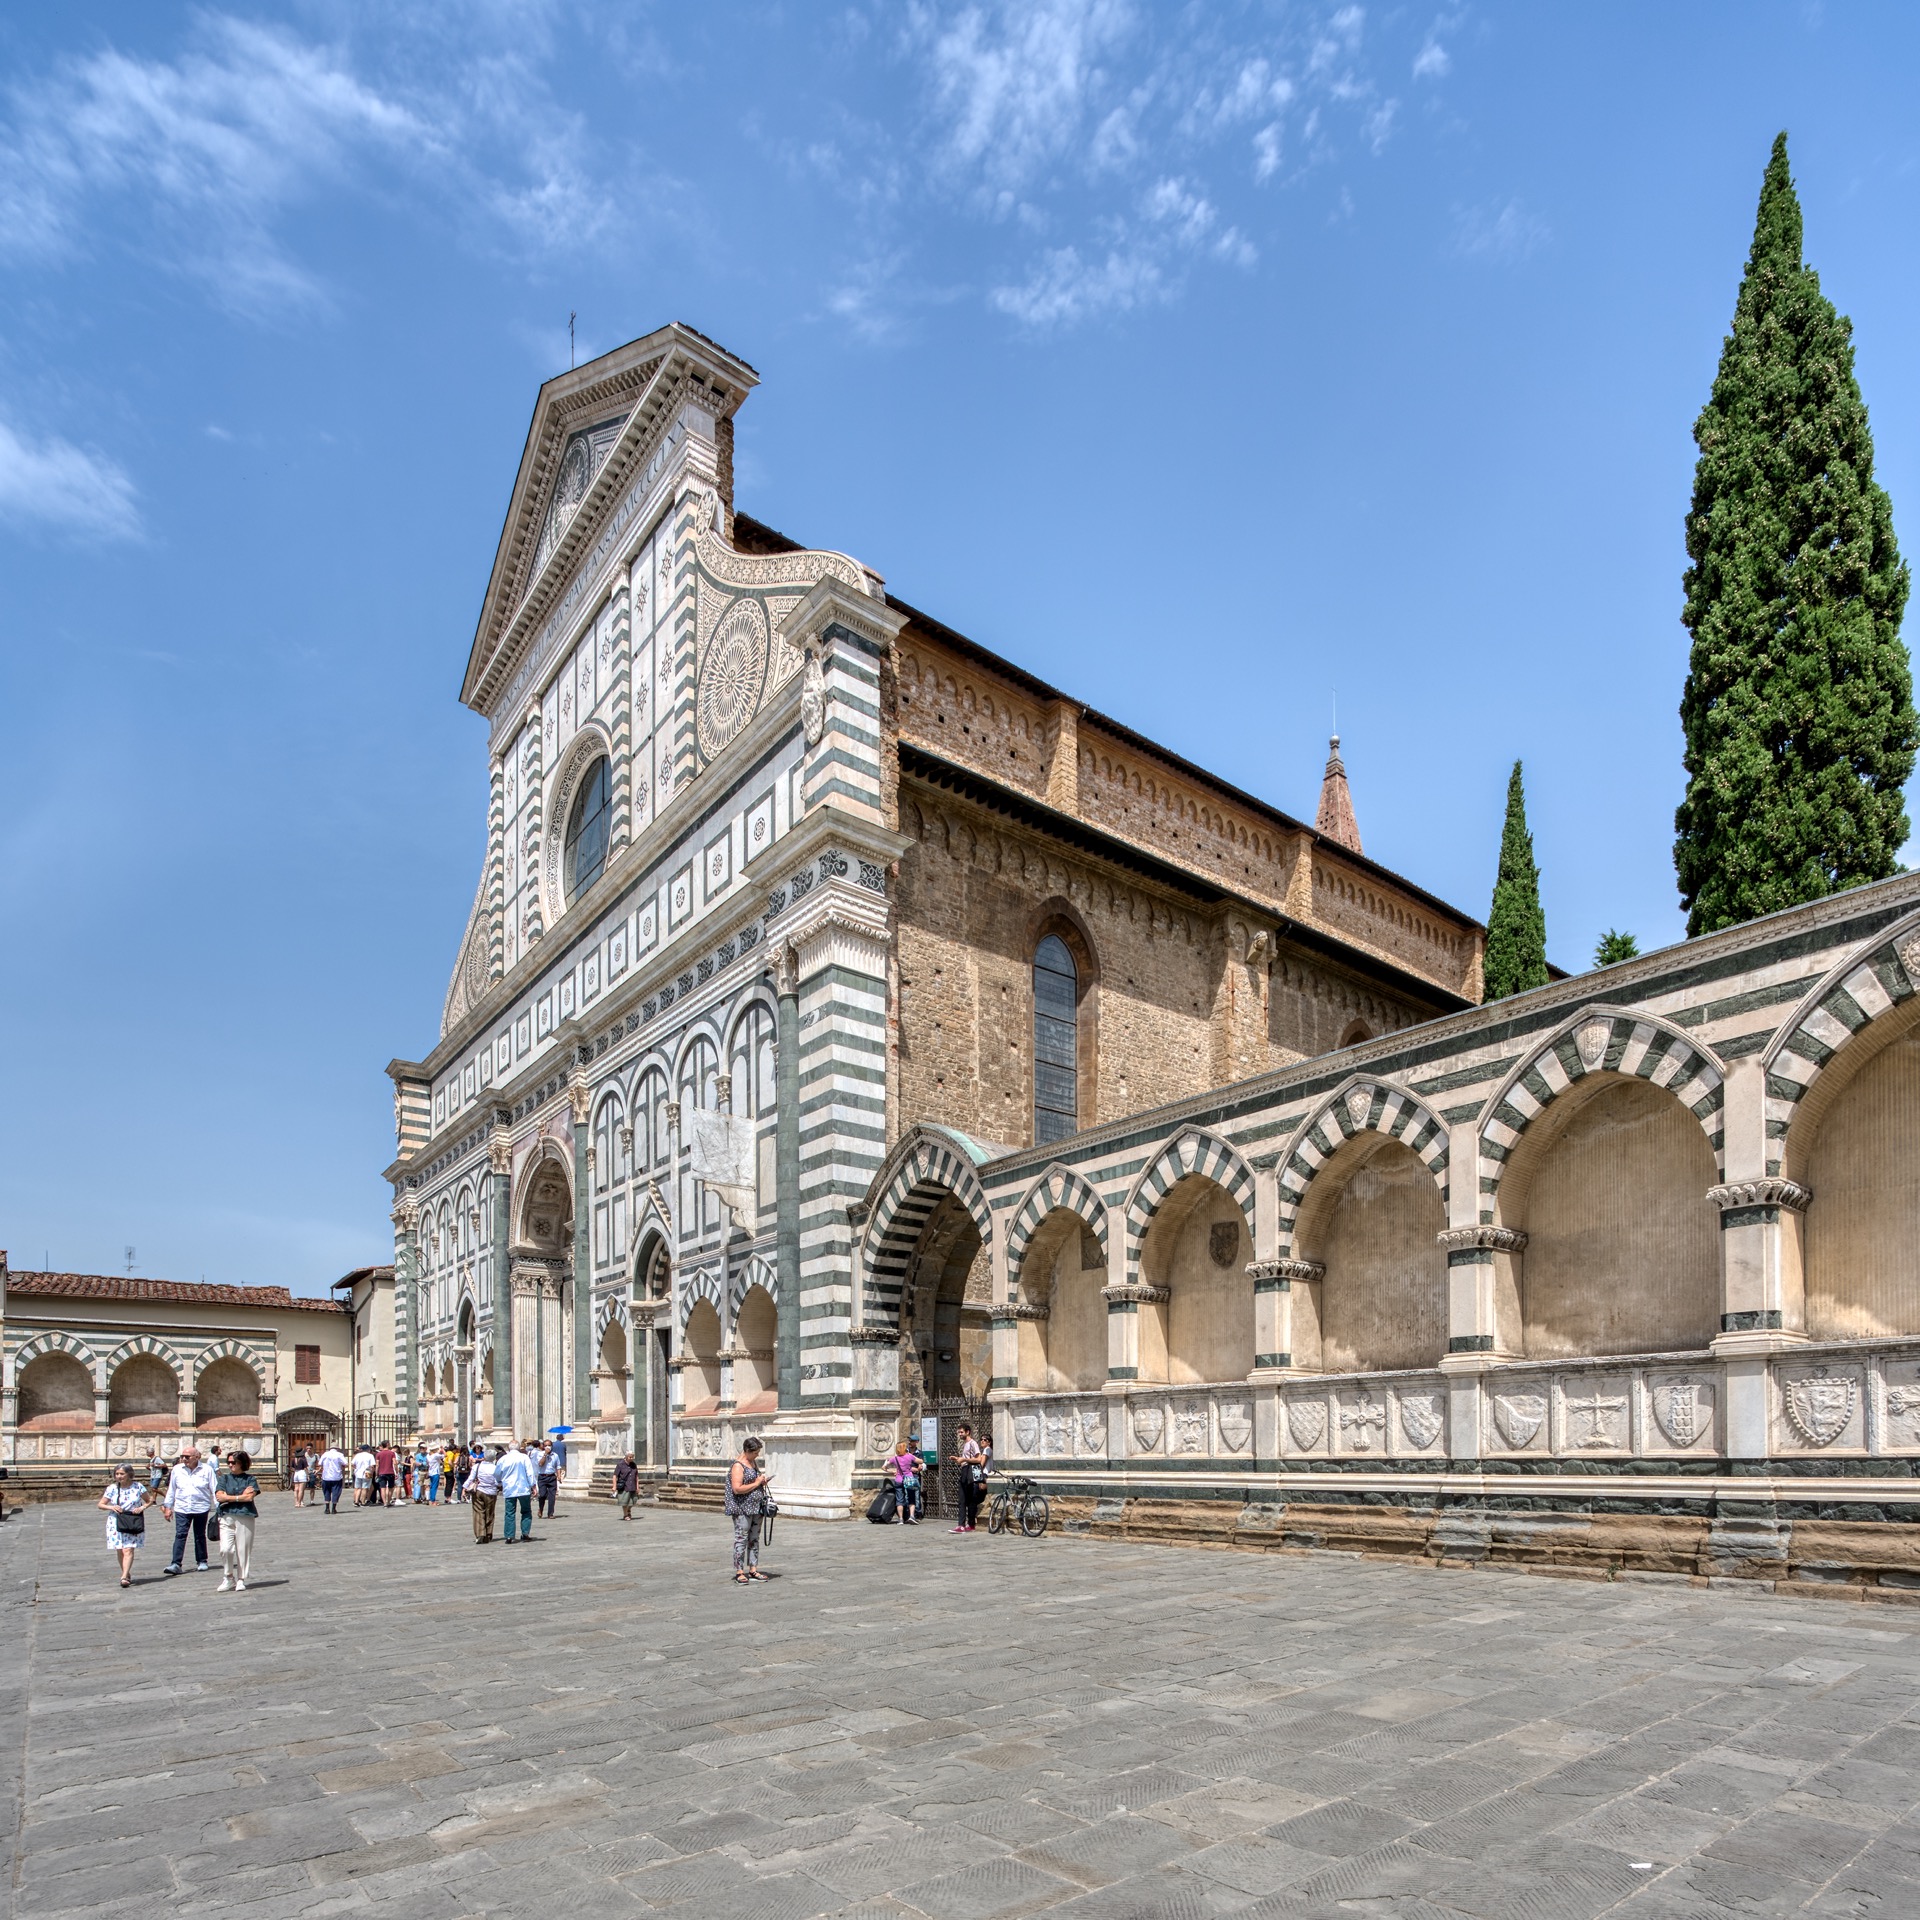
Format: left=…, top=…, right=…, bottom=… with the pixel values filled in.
left=462, top=321, right=759, bottom=718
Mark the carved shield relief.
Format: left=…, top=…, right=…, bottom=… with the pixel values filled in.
left=1131, top=1404, right=1165, bottom=1453
left=1079, top=1407, right=1108, bottom=1454
left=1784, top=1370, right=1857, bottom=1448
left=1398, top=1392, right=1444, bottom=1451
left=1285, top=1398, right=1327, bottom=1451
left=1491, top=1392, right=1547, bottom=1451
left=1217, top=1401, right=1253, bottom=1453
left=1652, top=1380, right=1712, bottom=1449
left=1209, top=1222, right=1239, bottom=1268
left=1172, top=1402, right=1209, bottom=1454
left=1013, top=1413, right=1040, bottom=1455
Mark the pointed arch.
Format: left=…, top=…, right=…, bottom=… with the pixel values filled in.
left=679, top=1260, right=723, bottom=1331
left=728, top=1251, right=779, bottom=1316
left=594, top=1291, right=631, bottom=1340
left=1765, top=907, right=1920, bottom=1175
left=1124, top=1127, right=1256, bottom=1274
left=101, top=1333, right=185, bottom=1379
left=1005, top=1162, right=1110, bottom=1278
left=191, top=1340, right=265, bottom=1388
left=1478, top=1005, right=1725, bottom=1221
left=1277, top=1076, right=1449, bottom=1254
left=861, top=1123, right=997, bottom=1325
left=10, top=1329, right=99, bottom=1381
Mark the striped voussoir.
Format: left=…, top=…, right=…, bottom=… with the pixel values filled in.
left=1005, top=1162, right=1111, bottom=1280
left=1276, top=1078, right=1449, bottom=1251
left=727, top=1251, right=778, bottom=1316
left=1124, top=1127, right=1256, bottom=1273
left=1762, top=913, right=1920, bottom=1173
left=1477, top=1006, right=1725, bottom=1217
left=862, top=1130, right=994, bottom=1325
left=679, top=1261, right=724, bottom=1330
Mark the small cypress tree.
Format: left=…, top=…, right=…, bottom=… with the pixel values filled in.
left=1484, top=760, right=1549, bottom=1000
left=1674, top=132, right=1915, bottom=936
left=1593, top=929, right=1640, bottom=967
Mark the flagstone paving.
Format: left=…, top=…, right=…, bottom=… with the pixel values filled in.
left=3, top=1492, right=1919, bottom=1917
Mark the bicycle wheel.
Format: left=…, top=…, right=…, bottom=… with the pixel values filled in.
left=986, top=1492, right=1009, bottom=1535
left=1018, top=1492, right=1050, bottom=1538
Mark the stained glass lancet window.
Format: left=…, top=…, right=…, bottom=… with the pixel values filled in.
left=1033, top=934, right=1078, bottom=1146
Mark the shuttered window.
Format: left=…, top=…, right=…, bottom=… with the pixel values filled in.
left=1033, top=935, right=1078, bottom=1146
left=294, top=1345, right=321, bottom=1386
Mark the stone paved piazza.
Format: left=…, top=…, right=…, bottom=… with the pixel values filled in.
left=4, top=1497, right=1920, bottom=1918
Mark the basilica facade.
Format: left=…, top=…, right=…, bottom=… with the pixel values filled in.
left=387, top=323, right=1482, bottom=1511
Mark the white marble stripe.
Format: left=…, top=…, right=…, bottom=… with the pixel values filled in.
left=1802, top=1005, right=1856, bottom=1055
left=1846, top=965, right=1895, bottom=1023
left=1618, top=1026, right=1657, bottom=1078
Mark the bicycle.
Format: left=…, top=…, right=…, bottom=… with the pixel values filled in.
left=984, top=1473, right=1049, bottom=1538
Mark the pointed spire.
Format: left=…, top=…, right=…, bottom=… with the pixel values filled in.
left=1315, top=734, right=1362, bottom=853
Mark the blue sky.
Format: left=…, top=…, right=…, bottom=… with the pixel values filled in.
left=3, top=2, right=1918, bottom=1294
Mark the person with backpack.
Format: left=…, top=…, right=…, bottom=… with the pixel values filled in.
left=725, top=1437, right=773, bottom=1584
left=888, top=1437, right=922, bottom=1525
left=952, top=1423, right=986, bottom=1534
left=613, top=1453, right=640, bottom=1520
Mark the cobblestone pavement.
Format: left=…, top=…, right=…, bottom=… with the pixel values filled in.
left=4, top=1495, right=1920, bottom=1919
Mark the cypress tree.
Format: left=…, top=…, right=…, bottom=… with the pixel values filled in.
left=1674, top=132, right=1915, bottom=935
left=1484, top=760, right=1549, bottom=999
left=1594, top=929, right=1640, bottom=967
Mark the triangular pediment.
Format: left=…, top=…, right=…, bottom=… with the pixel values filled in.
left=462, top=321, right=759, bottom=717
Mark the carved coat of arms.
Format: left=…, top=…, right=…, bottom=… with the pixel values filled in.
left=1652, top=1381, right=1711, bottom=1448
left=1043, top=1411, right=1074, bottom=1456
left=1286, top=1398, right=1327, bottom=1451
left=1079, top=1408, right=1107, bottom=1454
left=1492, top=1392, right=1547, bottom=1451
left=1345, top=1087, right=1373, bottom=1132
left=1398, top=1392, right=1444, bottom=1451
left=1172, top=1402, right=1209, bottom=1454
left=1785, top=1371, right=1857, bottom=1448
left=1217, top=1401, right=1252, bottom=1453
left=1013, top=1413, right=1040, bottom=1455
left=1130, top=1405, right=1164, bottom=1453
left=1209, top=1222, right=1239, bottom=1268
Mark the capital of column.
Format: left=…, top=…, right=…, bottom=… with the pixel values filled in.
left=848, top=1323, right=901, bottom=1346
left=1437, top=1226, right=1529, bottom=1255
left=1707, top=1179, right=1812, bottom=1214
left=569, top=1070, right=592, bottom=1127
left=1247, top=1257, right=1322, bottom=1288
left=989, top=1303, right=1051, bottom=1324
left=1103, top=1284, right=1170, bottom=1307
left=488, top=1124, right=513, bottom=1175
left=391, top=1193, right=420, bottom=1233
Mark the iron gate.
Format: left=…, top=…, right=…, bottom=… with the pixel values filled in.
left=923, top=1394, right=989, bottom=1519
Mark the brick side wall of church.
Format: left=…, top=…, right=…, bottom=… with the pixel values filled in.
left=892, top=628, right=1480, bottom=1001
left=891, top=784, right=1438, bottom=1150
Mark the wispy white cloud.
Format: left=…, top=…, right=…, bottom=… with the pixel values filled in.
left=879, top=0, right=1436, bottom=333
left=0, top=419, right=140, bottom=542
left=0, top=10, right=624, bottom=318
left=920, top=0, right=1134, bottom=193
left=1456, top=197, right=1550, bottom=261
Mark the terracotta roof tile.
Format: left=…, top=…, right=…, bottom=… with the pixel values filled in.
left=3, top=1271, right=344, bottom=1313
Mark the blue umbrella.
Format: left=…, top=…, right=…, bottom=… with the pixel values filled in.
left=548, top=1425, right=572, bottom=1434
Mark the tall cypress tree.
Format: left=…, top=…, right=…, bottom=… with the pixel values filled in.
left=1674, top=132, right=1915, bottom=935
left=1484, top=760, right=1549, bottom=999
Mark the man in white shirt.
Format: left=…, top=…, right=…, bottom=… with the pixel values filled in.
left=162, top=1446, right=217, bottom=1574
left=351, top=1446, right=375, bottom=1508
left=317, top=1444, right=347, bottom=1514
left=497, top=1442, right=536, bottom=1543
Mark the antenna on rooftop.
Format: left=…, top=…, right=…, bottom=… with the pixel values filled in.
left=569, top=311, right=577, bottom=370
left=126, top=1244, right=136, bottom=1276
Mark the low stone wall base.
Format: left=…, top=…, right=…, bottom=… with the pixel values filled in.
left=1044, top=1496, right=1920, bottom=1601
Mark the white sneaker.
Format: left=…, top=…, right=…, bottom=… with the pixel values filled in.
left=234, top=1580, right=247, bottom=1591
left=216, top=1579, right=233, bottom=1592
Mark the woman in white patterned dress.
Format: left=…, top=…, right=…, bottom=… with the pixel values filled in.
left=98, top=1465, right=149, bottom=1588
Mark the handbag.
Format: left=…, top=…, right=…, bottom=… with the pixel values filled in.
left=117, top=1505, right=145, bottom=1536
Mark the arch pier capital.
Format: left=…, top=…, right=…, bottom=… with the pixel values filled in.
left=1246, top=1259, right=1318, bottom=1374
left=1101, top=1283, right=1167, bottom=1383
left=1437, top=1226, right=1528, bottom=1378
left=1710, top=1180, right=1814, bottom=1420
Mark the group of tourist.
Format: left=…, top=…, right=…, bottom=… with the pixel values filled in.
left=95, top=1422, right=995, bottom=1591
left=283, top=1436, right=567, bottom=1513
left=98, top=1443, right=260, bottom=1590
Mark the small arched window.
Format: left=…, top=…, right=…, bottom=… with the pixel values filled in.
left=1033, top=934, right=1079, bottom=1146
left=564, top=756, right=611, bottom=901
